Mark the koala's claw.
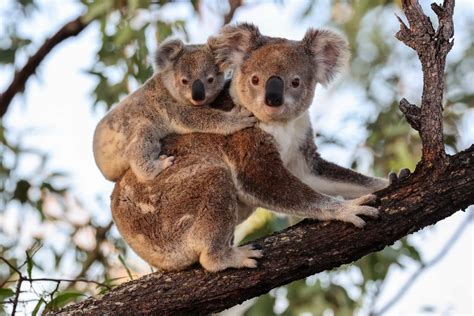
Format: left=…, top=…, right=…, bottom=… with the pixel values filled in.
left=250, top=243, right=263, bottom=250
left=158, top=155, right=175, bottom=170
left=232, top=245, right=264, bottom=269
left=388, top=168, right=411, bottom=184
left=354, top=194, right=378, bottom=206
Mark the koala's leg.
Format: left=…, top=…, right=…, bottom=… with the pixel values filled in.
left=298, top=131, right=410, bottom=199
left=303, top=155, right=411, bottom=199
left=185, top=166, right=263, bottom=272
left=127, top=127, right=174, bottom=181
left=226, top=129, right=379, bottom=227
left=304, top=156, right=388, bottom=199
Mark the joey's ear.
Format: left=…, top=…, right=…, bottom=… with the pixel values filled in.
left=155, top=39, right=184, bottom=72
left=302, top=29, right=349, bottom=85
left=208, top=23, right=263, bottom=71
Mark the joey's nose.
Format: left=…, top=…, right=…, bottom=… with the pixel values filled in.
left=192, top=79, right=205, bottom=102
left=264, top=76, right=284, bottom=107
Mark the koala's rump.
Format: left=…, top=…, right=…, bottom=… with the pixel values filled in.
left=111, top=145, right=235, bottom=270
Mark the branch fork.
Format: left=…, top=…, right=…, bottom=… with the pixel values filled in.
left=396, top=0, right=455, bottom=165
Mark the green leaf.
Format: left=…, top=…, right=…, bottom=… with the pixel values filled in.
left=83, top=0, right=114, bottom=23
left=45, top=292, right=85, bottom=311
left=118, top=254, right=134, bottom=280
left=32, top=298, right=45, bottom=316
left=26, top=251, right=33, bottom=279
left=0, top=288, right=15, bottom=299
left=13, top=179, right=31, bottom=204
left=0, top=48, right=16, bottom=64
left=114, top=24, right=134, bottom=46
left=156, top=21, right=172, bottom=42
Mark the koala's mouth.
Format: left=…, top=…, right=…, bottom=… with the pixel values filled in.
left=263, top=104, right=285, bottom=116
left=189, top=99, right=207, bottom=106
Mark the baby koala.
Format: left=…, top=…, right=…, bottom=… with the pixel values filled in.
left=93, top=39, right=255, bottom=182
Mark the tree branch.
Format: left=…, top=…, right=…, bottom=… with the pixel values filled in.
left=0, top=16, right=89, bottom=118
left=399, top=98, right=421, bottom=131
left=53, top=148, right=474, bottom=315
left=395, top=0, right=455, bottom=165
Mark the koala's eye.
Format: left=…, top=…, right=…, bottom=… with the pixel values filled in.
left=251, top=75, right=260, bottom=86
left=291, top=77, right=300, bottom=88
left=207, top=77, right=214, bottom=84
left=181, top=78, right=189, bottom=85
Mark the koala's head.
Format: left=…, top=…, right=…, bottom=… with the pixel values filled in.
left=209, top=23, right=348, bottom=122
left=155, top=39, right=225, bottom=107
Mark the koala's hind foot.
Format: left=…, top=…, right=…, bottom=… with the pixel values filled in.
left=131, top=154, right=175, bottom=182
left=157, top=154, right=175, bottom=170
left=200, top=244, right=264, bottom=272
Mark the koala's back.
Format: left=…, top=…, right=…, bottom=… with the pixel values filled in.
left=93, top=75, right=174, bottom=181
left=111, top=134, right=230, bottom=270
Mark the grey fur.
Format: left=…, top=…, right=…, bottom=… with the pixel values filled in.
left=93, top=42, right=256, bottom=182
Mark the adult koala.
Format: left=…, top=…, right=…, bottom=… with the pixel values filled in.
left=111, top=24, right=401, bottom=272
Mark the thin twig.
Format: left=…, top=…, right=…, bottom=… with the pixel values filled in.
left=0, top=257, right=24, bottom=315
left=223, top=0, right=243, bottom=25
left=0, top=258, right=22, bottom=275
left=0, top=16, right=89, bottom=118
left=372, top=214, right=472, bottom=315
left=65, top=221, right=113, bottom=291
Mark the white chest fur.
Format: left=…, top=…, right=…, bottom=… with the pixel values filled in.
left=259, top=112, right=310, bottom=166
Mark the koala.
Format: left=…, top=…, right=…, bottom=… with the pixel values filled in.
left=93, top=39, right=255, bottom=182
left=110, top=24, right=410, bottom=272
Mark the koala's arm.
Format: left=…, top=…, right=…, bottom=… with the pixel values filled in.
left=226, top=129, right=378, bottom=227
left=299, top=128, right=388, bottom=199
left=168, top=105, right=256, bottom=135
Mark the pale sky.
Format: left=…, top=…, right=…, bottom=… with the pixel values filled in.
left=0, top=0, right=472, bottom=315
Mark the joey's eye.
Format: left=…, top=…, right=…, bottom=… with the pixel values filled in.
left=291, top=77, right=300, bottom=88
left=181, top=78, right=189, bottom=85
left=251, top=75, right=259, bottom=86
left=207, top=77, right=214, bottom=84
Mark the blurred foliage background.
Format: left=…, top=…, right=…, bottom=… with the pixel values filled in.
left=0, top=0, right=473, bottom=315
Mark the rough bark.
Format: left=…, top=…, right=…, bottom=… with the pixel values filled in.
left=55, top=0, right=473, bottom=314
left=395, top=0, right=454, bottom=165
left=55, top=147, right=473, bottom=315
left=0, top=16, right=89, bottom=118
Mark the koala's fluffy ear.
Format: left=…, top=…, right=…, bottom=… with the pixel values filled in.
left=208, top=23, right=263, bottom=71
left=155, top=39, right=184, bottom=72
left=302, top=29, right=349, bottom=85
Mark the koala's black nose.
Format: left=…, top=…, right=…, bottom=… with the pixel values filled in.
left=264, top=76, right=284, bottom=107
left=192, top=79, right=205, bottom=102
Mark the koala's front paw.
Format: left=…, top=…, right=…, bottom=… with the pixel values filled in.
left=226, top=107, right=257, bottom=133
left=333, top=194, right=379, bottom=227
left=388, top=168, right=411, bottom=185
